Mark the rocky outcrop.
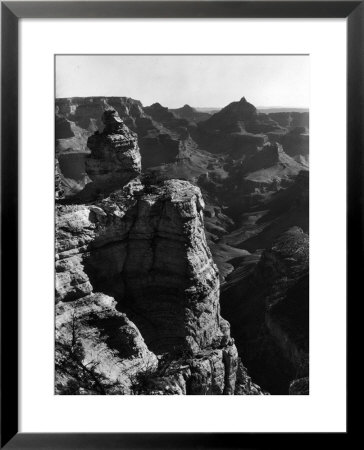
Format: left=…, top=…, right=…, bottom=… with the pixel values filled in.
left=289, top=377, right=309, bottom=395
left=268, top=111, right=309, bottom=131
left=55, top=96, right=309, bottom=195
left=56, top=96, right=146, bottom=132
left=221, top=227, right=309, bottom=394
left=55, top=96, right=309, bottom=395
left=239, top=141, right=303, bottom=178
left=55, top=293, right=158, bottom=394
left=55, top=159, right=65, bottom=200
left=262, top=230, right=309, bottom=372
left=199, top=97, right=281, bottom=135
left=232, top=170, right=309, bottom=253
left=170, top=104, right=211, bottom=123
left=56, top=179, right=265, bottom=395
left=87, top=109, right=141, bottom=180
left=57, top=179, right=228, bottom=354
left=200, top=97, right=258, bottom=134
left=220, top=143, right=308, bottom=239
left=73, top=110, right=141, bottom=201
left=268, top=128, right=309, bottom=161
left=56, top=117, right=265, bottom=394
left=192, top=97, right=282, bottom=158
left=55, top=97, right=188, bottom=171
left=144, top=103, right=189, bottom=130
left=55, top=115, right=74, bottom=140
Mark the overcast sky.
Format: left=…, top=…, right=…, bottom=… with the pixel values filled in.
left=56, top=55, right=309, bottom=109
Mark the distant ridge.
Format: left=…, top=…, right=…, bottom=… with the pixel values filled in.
left=258, top=107, right=309, bottom=114
left=194, top=107, right=221, bottom=114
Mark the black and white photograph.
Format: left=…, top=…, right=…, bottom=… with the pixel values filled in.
left=55, top=54, right=309, bottom=396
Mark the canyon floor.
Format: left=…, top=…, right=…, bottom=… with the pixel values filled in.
left=55, top=97, right=309, bottom=395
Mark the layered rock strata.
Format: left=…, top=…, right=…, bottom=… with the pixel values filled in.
left=170, top=104, right=211, bottom=123
left=221, top=227, right=309, bottom=394
left=199, top=97, right=281, bottom=135
left=55, top=293, right=158, bottom=394
left=55, top=95, right=309, bottom=394
left=56, top=110, right=264, bottom=395
left=56, top=180, right=264, bottom=394
left=74, top=109, right=141, bottom=201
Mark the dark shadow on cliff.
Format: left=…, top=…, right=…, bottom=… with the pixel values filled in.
left=220, top=228, right=309, bottom=394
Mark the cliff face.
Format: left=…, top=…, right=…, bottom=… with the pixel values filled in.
left=170, top=104, right=211, bottom=123
left=55, top=110, right=265, bottom=395
left=56, top=180, right=264, bottom=395
left=143, top=103, right=189, bottom=130
left=55, top=95, right=309, bottom=395
left=261, top=229, right=309, bottom=370
left=199, top=97, right=281, bottom=135
left=221, top=227, right=309, bottom=394
left=55, top=293, right=158, bottom=394
left=267, top=111, right=309, bottom=130
left=55, top=159, right=65, bottom=200
left=57, top=180, right=223, bottom=351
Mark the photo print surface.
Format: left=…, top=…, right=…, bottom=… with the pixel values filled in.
left=55, top=55, right=309, bottom=395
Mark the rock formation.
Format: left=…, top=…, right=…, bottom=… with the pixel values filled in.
left=267, top=111, right=309, bottom=131
left=56, top=293, right=158, bottom=394
left=55, top=95, right=309, bottom=394
left=289, top=377, right=309, bottom=395
left=143, top=103, right=189, bottom=130
left=270, top=129, right=309, bottom=162
left=55, top=97, right=190, bottom=172
left=199, top=97, right=281, bottom=135
left=55, top=158, right=65, bottom=200
left=221, top=227, right=309, bottom=394
left=55, top=109, right=266, bottom=395
left=56, top=177, right=265, bottom=394
left=55, top=115, right=74, bottom=140
left=170, top=104, right=211, bottom=123
left=73, top=110, right=141, bottom=201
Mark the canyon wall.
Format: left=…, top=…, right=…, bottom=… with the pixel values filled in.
left=55, top=110, right=265, bottom=395
left=55, top=96, right=309, bottom=395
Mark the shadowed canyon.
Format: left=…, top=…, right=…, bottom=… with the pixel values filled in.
left=55, top=96, right=309, bottom=395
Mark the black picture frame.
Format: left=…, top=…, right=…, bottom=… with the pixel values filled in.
left=1, top=1, right=359, bottom=448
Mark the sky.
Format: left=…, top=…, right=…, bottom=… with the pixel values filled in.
left=56, top=55, right=309, bottom=109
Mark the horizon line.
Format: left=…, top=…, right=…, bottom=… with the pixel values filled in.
left=55, top=96, right=309, bottom=111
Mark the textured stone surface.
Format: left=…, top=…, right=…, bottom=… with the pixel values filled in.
left=170, top=104, right=211, bottom=123
left=267, top=111, right=309, bottom=131
left=199, top=97, right=281, bottom=135
left=73, top=109, right=141, bottom=201
left=57, top=179, right=227, bottom=353
left=55, top=293, right=158, bottom=394
left=289, top=377, right=309, bottom=395
left=55, top=97, right=184, bottom=171
left=55, top=158, right=65, bottom=200
left=56, top=174, right=264, bottom=394
left=55, top=96, right=309, bottom=395
left=221, top=227, right=309, bottom=394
